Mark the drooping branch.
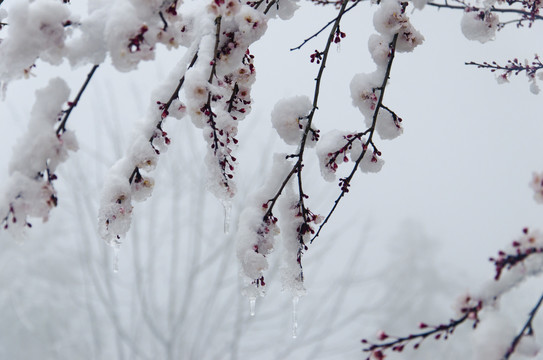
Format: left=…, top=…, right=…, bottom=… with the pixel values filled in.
left=128, top=52, right=198, bottom=185
left=362, top=304, right=481, bottom=359
left=311, top=33, right=399, bottom=243
left=263, top=0, right=351, bottom=221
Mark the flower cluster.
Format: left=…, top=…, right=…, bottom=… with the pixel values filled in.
left=467, top=55, right=543, bottom=93
left=489, top=228, right=543, bottom=280
left=363, top=226, right=543, bottom=359
left=1, top=78, right=77, bottom=236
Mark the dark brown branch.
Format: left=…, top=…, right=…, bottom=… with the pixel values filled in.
left=311, top=33, right=399, bottom=243
left=466, top=56, right=543, bottom=78
left=362, top=307, right=479, bottom=358
left=427, top=1, right=543, bottom=21
left=263, top=0, right=351, bottom=220
left=159, top=11, right=168, bottom=31
left=128, top=51, right=198, bottom=185
left=503, top=291, right=543, bottom=359
left=56, top=64, right=99, bottom=135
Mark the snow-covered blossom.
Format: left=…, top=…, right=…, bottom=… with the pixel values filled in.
left=368, top=34, right=391, bottom=67
left=279, top=184, right=308, bottom=298
left=372, top=0, right=424, bottom=53
left=461, top=9, right=499, bottom=44
left=236, top=154, right=293, bottom=299
left=350, top=72, right=381, bottom=122
left=0, top=0, right=71, bottom=82
left=376, top=108, right=403, bottom=139
left=98, top=166, right=134, bottom=246
left=1, top=78, right=75, bottom=235
left=317, top=130, right=364, bottom=181
left=271, top=96, right=315, bottom=146
left=262, top=0, right=300, bottom=20
left=359, top=148, right=384, bottom=173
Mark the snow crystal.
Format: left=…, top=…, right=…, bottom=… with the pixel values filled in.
left=461, top=10, right=499, bottom=44
left=271, top=95, right=314, bottom=146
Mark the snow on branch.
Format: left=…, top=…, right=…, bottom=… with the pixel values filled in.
left=362, top=227, right=543, bottom=359
left=97, top=44, right=197, bottom=246
left=467, top=55, right=543, bottom=93
left=1, top=78, right=77, bottom=235
left=235, top=0, right=351, bottom=303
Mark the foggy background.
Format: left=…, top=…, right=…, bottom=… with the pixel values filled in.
left=0, top=0, right=542, bottom=359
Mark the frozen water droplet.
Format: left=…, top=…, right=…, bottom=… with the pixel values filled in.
left=249, top=297, right=256, bottom=317
left=292, top=296, right=299, bottom=339
left=221, top=200, right=232, bottom=235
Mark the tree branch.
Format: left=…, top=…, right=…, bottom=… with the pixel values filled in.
left=263, top=0, right=351, bottom=221
left=56, top=64, right=99, bottom=135
left=312, top=33, right=399, bottom=243
left=290, top=0, right=364, bottom=51
left=503, top=291, right=543, bottom=359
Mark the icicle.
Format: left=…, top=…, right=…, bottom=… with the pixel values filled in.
left=113, top=242, right=120, bottom=273
left=292, top=296, right=299, bottom=339
left=221, top=199, right=232, bottom=235
left=249, top=297, right=256, bottom=317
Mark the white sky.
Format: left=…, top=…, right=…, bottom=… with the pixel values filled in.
left=0, top=0, right=543, bottom=358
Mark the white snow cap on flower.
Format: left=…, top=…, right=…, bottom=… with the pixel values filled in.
left=9, top=78, right=72, bottom=177
left=271, top=95, right=315, bottom=146
left=368, top=34, right=391, bottom=67
left=461, top=9, right=499, bottom=43
left=376, top=109, right=403, bottom=140
left=372, top=0, right=424, bottom=53
left=350, top=72, right=381, bottom=122
left=316, top=130, right=363, bottom=182
left=0, top=0, right=71, bottom=82
left=359, top=148, right=384, bottom=173
left=279, top=185, right=307, bottom=298
left=373, top=0, right=406, bottom=36
left=264, top=0, right=300, bottom=20
left=98, top=161, right=134, bottom=245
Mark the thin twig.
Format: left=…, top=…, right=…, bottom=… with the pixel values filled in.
left=427, top=1, right=543, bottom=21
left=263, top=0, right=351, bottom=220
left=56, top=64, right=99, bottom=135
left=503, top=291, right=543, bottom=359
left=290, top=0, right=364, bottom=51
left=311, top=33, right=399, bottom=243
left=128, top=51, right=198, bottom=184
